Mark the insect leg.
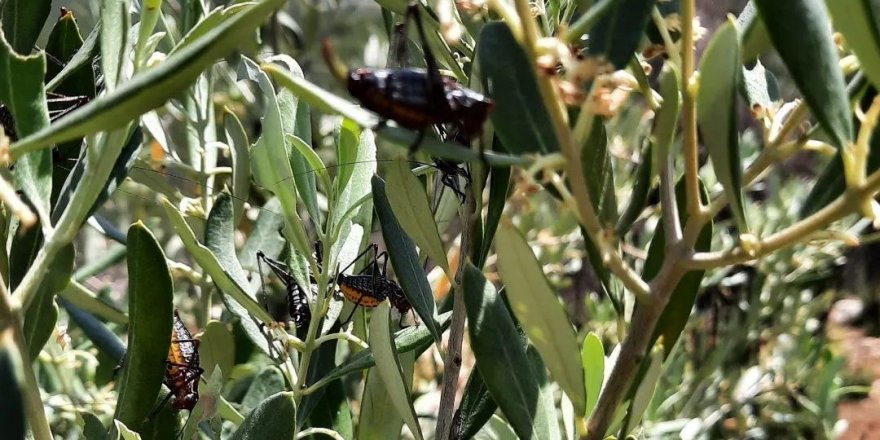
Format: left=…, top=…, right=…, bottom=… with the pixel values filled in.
left=339, top=243, right=379, bottom=276
left=405, top=3, right=443, bottom=97
left=410, top=128, right=427, bottom=154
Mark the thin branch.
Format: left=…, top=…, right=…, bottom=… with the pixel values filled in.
left=683, top=168, right=880, bottom=270
left=680, top=0, right=702, bottom=218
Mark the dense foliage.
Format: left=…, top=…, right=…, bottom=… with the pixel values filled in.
left=0, top=0, right=878, bottom=439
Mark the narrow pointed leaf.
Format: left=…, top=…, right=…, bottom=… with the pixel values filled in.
left=200, top=192, right=279, bottom=356
left=0, top=31, right=51, bottom=222
left=826, top=0, right=880, bottom=90
left=464, top=263, right=554, bottom=440
left=697, top=18, right=748, bottom=234
left=162, top=198, right=275, bottom=325
left=113, top=222, right=173, bottom=432
left=454, top=367, right=498, bottom=440
left=368, top=301, right=423, bottom=440
left=495, top=223, right=586, bottom=415
left=223, top=111, right=251, bottom=226
left=581, top=118, right=616, bottom=226
left=478, top=22, right=558, bottom=153
left=586, top=0, right=656, bottom=69
left=581, top=332, right=605, bottom=418
left=622, top=341, right=664, bottom=434
left=372, top=176, right=441, bottom=343
left=241, top=56, right=311, bottom=257
left=755, top=0, right=852, bottom=149
left=0, top=340, right=25, bottom=440
left=1, top=0, right=51, bottom=54
left=100, top=0, right=129, bottom=91
left=9, top=0, right=287, bottom=157
left=477, top=163, right=511, bottom=267
left=386, top=157, right=450, bottom=276
left=23, top=243, right=74, bottom=359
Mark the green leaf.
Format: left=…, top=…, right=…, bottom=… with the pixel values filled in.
left=526, top=346, right=561, bottom=439
left=46, top=8, right=95, bottom=205
left=241, top=367, right=286, bottom=415
left=263, top=63, right=526, bottom=167
left=82, top=412, right=109, bottom=440
left=495, top=223, right=586, bottom=415
left=168, top=3, right=252, bottom=56
left=0, top=340, right=25, bottom=440
left=456, top=369, right=499, bottom=440
left=0, top=30, right=51, bottom=223
left=223, top=111, right=251, bottom=226
left=45, top=9, right=95, bottom=98
left=100, top=0, right=130, bottom=91
left=305, top=368, right=353, bottom=439
left=308, top=311, right=452, bottom=391
left=738, top=1, right=772, bottom=64
left=60, top=298, right=126, bottom=362
left=386, top=157, right=450, bottom=276
left=359, top=364, right=406, bottom=439
left=368, top=302, right=423, bottom=440
left=741, top=60, right=781, bottom=112
left=477, top=22, right=558, bottom=153
left=586, top=0, right=656, bottom=69
left=464, top=263, right=554, bottom=440
left=199, top=321, right=235, bottom=382
left=581, top=118, right=617, bottom=226
left=163, top=197, right=275, bottom=326
left=271, top=55, right=320, bottom=225
left=697, top=18, right=748, bottom=234
left=23, top=243, right=74, bottom=360
left=241, top=56, right=311, bottom=257
left=615, top=143, right=653, bottom=235
left=826, top=0, right=880, bottom=90
left=113, top=222, right=173, bottom=432
left=581, top=332, right=605, bottom=418
left=755, top=0, right=853, bottom=149
left=287, top=134, right=331, bottom=200
left=113, top=420, right=143, bottom=440
left=652, top=64, right=681, bottom=161
left=373, top=176, right=441, bottom=342
left=1, top=0, right=52, bottom=54
left=473, top=414, right=519, bottom=440
left=476, top=164, right=511, bottom=267
left=9, top=0, right=287, bottom=158
left=231, top=392, right=296, bottom=440
left=622, top=340, right=664, bottom=434
left=201, top=192, right=279, bottom=356
left=46, top=20, right=100, bottom=92
left=333, top=121, right=376, bottom=263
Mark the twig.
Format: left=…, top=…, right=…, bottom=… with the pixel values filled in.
left=434, top=179, right=477, bottom=439
left=0, top=275, right=52, bottom=440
